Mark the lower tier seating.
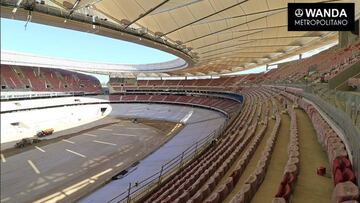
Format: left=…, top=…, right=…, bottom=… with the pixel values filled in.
left=133, top=86, right=358, bottom=203
left=109, top=94, right=241, bottom=115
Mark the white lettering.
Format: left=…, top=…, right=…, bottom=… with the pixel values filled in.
left=332, top=9, right=339, bottom=17
left=304, top=8, right=348, bottom=18
left=339, top=9, right=347, bottom=17
left=324, top=9, right=331, bottom=17
left=305, top=9, right=317, bottom=17
left=316, top=9, right=323, bottom=17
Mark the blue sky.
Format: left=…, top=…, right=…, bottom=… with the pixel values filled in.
left=1, top=18, right=177, bottom=64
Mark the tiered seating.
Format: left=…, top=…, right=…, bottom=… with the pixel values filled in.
left=178, top=79, right=196, bottom=87
left=141, top=91, right=257, bottom=203
left=41, top=68, right=62, bottom=91
left=348, top=77, right=360, bottom=89
left=163, top=80, right=180, bottom=86
left=108, top=42, right=360, bottom=94
left=0, top=64, right=102, bottom=94
left=138, top=89, right=283, bottom=203
left=77, top=73, right=102, bottom=93
left=148, top=80, right=165, bottom=86
left=17, top=67, right=47, bottom=91
left=0, top=65, right=24, bottom=89
left=109, top=94, right=241, bottom=115
left=228, top=103, right=281, bottom=203
left=130, top=85, right=357, bottom=203
left=275, top=87, right=359, bottom=202
left=56, top=69, right=79, bottom=91
left=207, top=77, right=230, bottom=87
left=264, top=42, right=360, bottom=84
left=108, top=75, right=258, bottom=93
left=273, top=101, right=300, bottom=203
left=189, top=101, right=265, bottom=203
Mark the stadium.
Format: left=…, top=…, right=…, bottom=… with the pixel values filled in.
left=0, top=0, right=359, bottom=203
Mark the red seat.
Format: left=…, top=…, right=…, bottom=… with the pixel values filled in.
left=341, top=157, right=351, bottom=168
left=343, top=168, right=356, bottom=183
left=334, top=168, right=344, bottom=185
left=282, top=184, right=292, bottom=201
left=275, top=184, right=285, bottom=197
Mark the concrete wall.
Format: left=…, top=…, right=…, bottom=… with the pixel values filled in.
left=338, top=20, right=360, bottom=48
left=1, top=98, right=112, bottom=146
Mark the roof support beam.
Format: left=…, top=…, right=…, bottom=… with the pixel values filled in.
left=200, top=44, right=299, bottom=57
left=200, top=44, right=297, bottom=59
left=233, top=35, right=322, bottom=42
left=183, top=0, right=340, bottom=44
left=201, top=49, right=284, bottom=60
left=197, top=34, right=322, bottom=54
left=193, top=6, right=287, bottom=26
left=192, top=0, right=340, bottom=26
left=125, top=0, right=170, bottom=28
left=201, top=56, right=268, bottom=63
left=199, top=40, right=256, bottom=55
left=195, top=25, right=288, bottom=50
left=195, top=30, right=264, bottom=49
left=184, top=10, right=283, bottom=43
left=162, top=0, right=249, bottom=36
left=69, top=0, right=81, bottom=15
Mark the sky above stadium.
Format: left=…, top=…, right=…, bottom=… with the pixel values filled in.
left=1, top=18, right=177, bottom=64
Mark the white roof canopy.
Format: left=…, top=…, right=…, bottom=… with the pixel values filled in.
left=1, top=0, right=359, bottom=76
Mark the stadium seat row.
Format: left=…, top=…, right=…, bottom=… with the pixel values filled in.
left=228, top=105, right=281, bottom=203
left=273, top=104, right=300, bottom=203
left=109, top=94, right=240, bottom=115
left=143, top=91, right=261, bottom=202
left=276, top=87, right=359, bottom=203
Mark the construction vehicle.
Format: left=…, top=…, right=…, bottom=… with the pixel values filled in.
left=36, top=128, right=54, bottom=137
left=14, top=138, right=41, bottom=148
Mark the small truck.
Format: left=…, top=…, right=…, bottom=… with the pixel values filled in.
left=36, top=128, right=54, bottom=137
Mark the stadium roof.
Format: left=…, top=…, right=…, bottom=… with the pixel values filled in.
left=1, top=0, right=359, bottom=76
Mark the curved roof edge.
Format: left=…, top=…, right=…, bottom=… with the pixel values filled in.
left=1, top=3, right=196, bottom=72
left=0, top=51, right=188, bottom=74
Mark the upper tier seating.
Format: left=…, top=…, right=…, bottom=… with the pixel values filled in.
left=108, top=42, right=360, bottom=93
left=264, top=42, right=360, bottom=84
left=108, top=75, right=253, bottom=92
left=0, top=64, right=102, bottom=94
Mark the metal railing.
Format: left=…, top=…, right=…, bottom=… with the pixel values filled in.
left=300, top=90, right=360, bottom=187
left=0, top=91, right=97, bottom=101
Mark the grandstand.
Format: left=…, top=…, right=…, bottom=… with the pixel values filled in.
left=1, top=1, right=360, bottom=203
left=1, top=64, right=102, bottom=93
